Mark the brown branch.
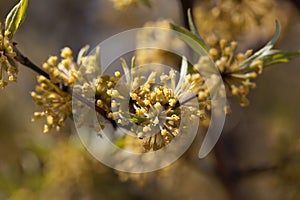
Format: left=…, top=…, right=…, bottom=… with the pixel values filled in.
left=13, top=43, right=50, bottom=79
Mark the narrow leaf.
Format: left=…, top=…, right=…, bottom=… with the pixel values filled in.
left=268, top=20, right=281, bottom=46
left=240, top=20, right=281, bottom=69
left=187, top=9, right=209, bottom=51
left=170, top=23, right=209, bottom=55
left=263, top=50, right=300, bottom=67
left=5, top=0, right=28, bottom=38
left=131, top=56, right=136, bottom=68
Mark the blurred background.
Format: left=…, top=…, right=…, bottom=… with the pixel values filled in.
left=0, top=0, right=300, bottom=199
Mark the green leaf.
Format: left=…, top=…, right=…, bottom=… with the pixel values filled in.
left=240, top=20, right=281, bottom=69
left=237, top=21, right=300, bottom=70
left=268, top=20, right=281, bottom=46
left=5, top=0, right=28, bottom=38
left=170, top=22, right=209, bottom=55
left=131, top=56, right=136, bottom=68
left=262, top=50, right=300, bottom=67
left=187, top=9, right=209, bottom=51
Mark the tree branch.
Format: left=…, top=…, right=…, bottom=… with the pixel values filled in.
left=13, top=43, right=50, bottom=79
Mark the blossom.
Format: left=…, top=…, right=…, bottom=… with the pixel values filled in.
left=199, top=39, right=263, bottom=107
left=42, top=47, right=79, bottom=87
left=0, top=24, right=18, bottom=88
left=32, top=47, right=100, bottom=132
left=32, top=47, right=78, bottom=132
left=31, top=76, right=72, bottom=133
left=32, top=46, right=122, bottom=133
left=107, top=58, right=207, bottom=151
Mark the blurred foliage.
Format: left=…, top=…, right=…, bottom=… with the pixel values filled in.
left=193, top=0, right=294, bottom=50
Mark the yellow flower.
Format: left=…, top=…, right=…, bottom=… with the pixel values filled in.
left=31, top=76, right=72, bottom=133
left=31, top=47, right=80, bottom=133
left=42, top=47, right=79, bottom=87
left=108, top=59, right=207, bottom=151
left=199, top=39, right=263, bottom=107
left=0, top=23, right=18, bottom=88
left=32, top=46, right=104, bottom=132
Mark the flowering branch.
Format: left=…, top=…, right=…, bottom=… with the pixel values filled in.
left=12, top=44, right=116, bottom=129
left=2, top=0, right=300, bottom=145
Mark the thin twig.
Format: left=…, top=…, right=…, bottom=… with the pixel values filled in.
left=13, top=43, right=50, bottom=79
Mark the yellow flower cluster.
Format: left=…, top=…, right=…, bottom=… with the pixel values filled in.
left=0, top=24, right=18, bottom=88
left=134, top=84, right=180, bottom=150
left=43, top=47, right=79, bottom=87
left=31, top=76, right=72, bottom=133
left=95, top=74, right=121, bottom=115
left=206, top=39, right=263, bottom=107
left=32, top=47, right=83, bottom=133
left=107, top=67, right=205, bottom=151
left=32, top=46, right=120, bottom=133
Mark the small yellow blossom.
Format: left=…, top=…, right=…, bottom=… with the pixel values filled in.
left=0, top=24, right=18, bottom=88
left=31, top=76, right=72, bottom=133
left=109, top=63, right=208, bottom=151
left=200, top=39, right=265, bottom=107
left=32, top=46, right=112, bottom=133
